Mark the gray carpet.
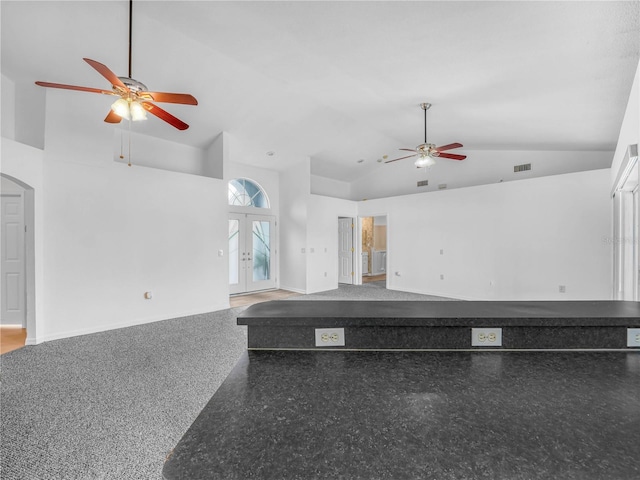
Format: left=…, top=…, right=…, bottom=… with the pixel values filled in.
left=299, top=282, right=455, bottom=301
left=0, top=285, right=450, bottom=479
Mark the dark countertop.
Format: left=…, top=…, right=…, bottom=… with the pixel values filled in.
left=237, top=300, right=640, bottom=327
left=163, top=350, right=640, bottom=480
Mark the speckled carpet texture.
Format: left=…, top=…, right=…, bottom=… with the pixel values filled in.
left=295, top=282, right=455, bottom=301
left=0, top=284, right=441, bottom=479
left=0, top=308, right=248, bottom=480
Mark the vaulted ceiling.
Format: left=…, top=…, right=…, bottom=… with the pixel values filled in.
left=2, top=1, right=639, bottom=190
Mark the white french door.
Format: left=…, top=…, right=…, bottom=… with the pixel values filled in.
left=229, top=214, right=276, bottom=294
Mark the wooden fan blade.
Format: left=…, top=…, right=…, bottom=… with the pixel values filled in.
left=435, top=143, right=463, bottom=152
left=83, top=58, right=128, bottom=90
left=142, top=102, right=189, bottom=130
left=140, top=92, right=198, bottom=105
left=104, top=110, right=122, bottom=124
left=437, top=152, right=466, bottom=161
left=385, top=154, right=417, bottom=163
left=35, top=81, right=115, bottom=96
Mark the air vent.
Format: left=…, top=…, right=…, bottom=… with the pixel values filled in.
left=514, top=163, right=532, bottom=173
left=417, top=180, right=429, bottom=187
left=438, top=184, right=447, bottom=190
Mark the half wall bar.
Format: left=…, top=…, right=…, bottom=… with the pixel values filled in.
left=237, top=300, right=640, bottom=351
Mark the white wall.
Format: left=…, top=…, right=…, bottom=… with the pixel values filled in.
left=307, top=194, right=358, bottom=293
left=6, top=89, right=230, bottom=342
left=112, top=130, right=208, bottom=177
left=2, top=76, right=46, bottom=149
left=1, top=74, right=16, bottom=140
left=204, top=132, right=226, bottom=180
left=310, top=174, right=351, bottom=200
left=351, top=149, right=613, bottom=201
left=1, top=176, right=24, bottom=193
left=14, top=81, right=45, bottom=150
left=279, top=160, right=310, bottom=293
left=359, top=169, right=612, bottom=300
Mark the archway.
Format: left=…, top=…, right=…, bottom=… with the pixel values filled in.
left=1, top=173, right=36, bottom=347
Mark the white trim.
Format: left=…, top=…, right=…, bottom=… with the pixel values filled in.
left=612, top=144, right=638, bottom=197
left=278, top=285, right=307, bottom=294
left=35, top=304, right=230, bottom=344
left=386, top=285, right=481, bottom=301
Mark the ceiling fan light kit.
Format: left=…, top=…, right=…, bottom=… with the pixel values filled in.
left=34, top=0, right=197, bottom=130
left=111, top=98, right=147, bottom=121
left=386, top=102, right=466, bottom=168
left=415, top=155, right=437, bottom=169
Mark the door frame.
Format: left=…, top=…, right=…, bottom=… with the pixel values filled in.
left=1, top=173, right=37, bottom=343
left=357, top=213, right=389, bottom=288
left=612, top=144, right=639, bottom=300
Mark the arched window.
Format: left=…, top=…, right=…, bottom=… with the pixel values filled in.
left=228, top=178, right=270, bottom=208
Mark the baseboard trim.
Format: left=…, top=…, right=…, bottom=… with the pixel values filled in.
left=279, top=285, right=306, bottom=295
left=39, top=304, right=230, bottom=344
left=386, top=286, right=477, bottom=301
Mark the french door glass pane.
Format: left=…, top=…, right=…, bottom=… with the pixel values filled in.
left=228, top=219, right=239, bottom=285
left=252, top=220, right=270, bottom=282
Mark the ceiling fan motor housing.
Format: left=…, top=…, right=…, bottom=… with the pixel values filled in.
left=117, top=77, right=148, bottom=94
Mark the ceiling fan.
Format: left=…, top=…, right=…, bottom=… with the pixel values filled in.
left=386, top=103, right=466, bottom=168
left=35, top=0, right=197, bottom=130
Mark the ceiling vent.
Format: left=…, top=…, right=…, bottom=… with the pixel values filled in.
left=438, top=184, right=447, bottom=190
left=514, top=163, right=532, bottom=173
left=417, top=180, right=429, bottom=187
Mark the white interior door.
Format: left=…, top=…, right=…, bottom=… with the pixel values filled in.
left=229, top=214, right=276, bottom=294
left=1, top=194, right=26, bottom=325
left=338, top=217, right=354, bottom=284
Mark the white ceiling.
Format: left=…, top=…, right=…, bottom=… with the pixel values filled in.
left=2, top=1, right=639, bottom=186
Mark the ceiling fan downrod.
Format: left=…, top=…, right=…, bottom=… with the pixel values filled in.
left=421, top=102, right=431, bottom=145
left=128, top=0, right=133, bottom=79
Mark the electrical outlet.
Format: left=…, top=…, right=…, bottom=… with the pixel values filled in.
left=315, top=328, right=345, bottom=347
left=627, top=329, right=640, bottom=347
left=440, top=274, right=445, bottom=280
left=471, top=328, right=503, bottom=347
left=559, top=285, right=566, bottom=293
